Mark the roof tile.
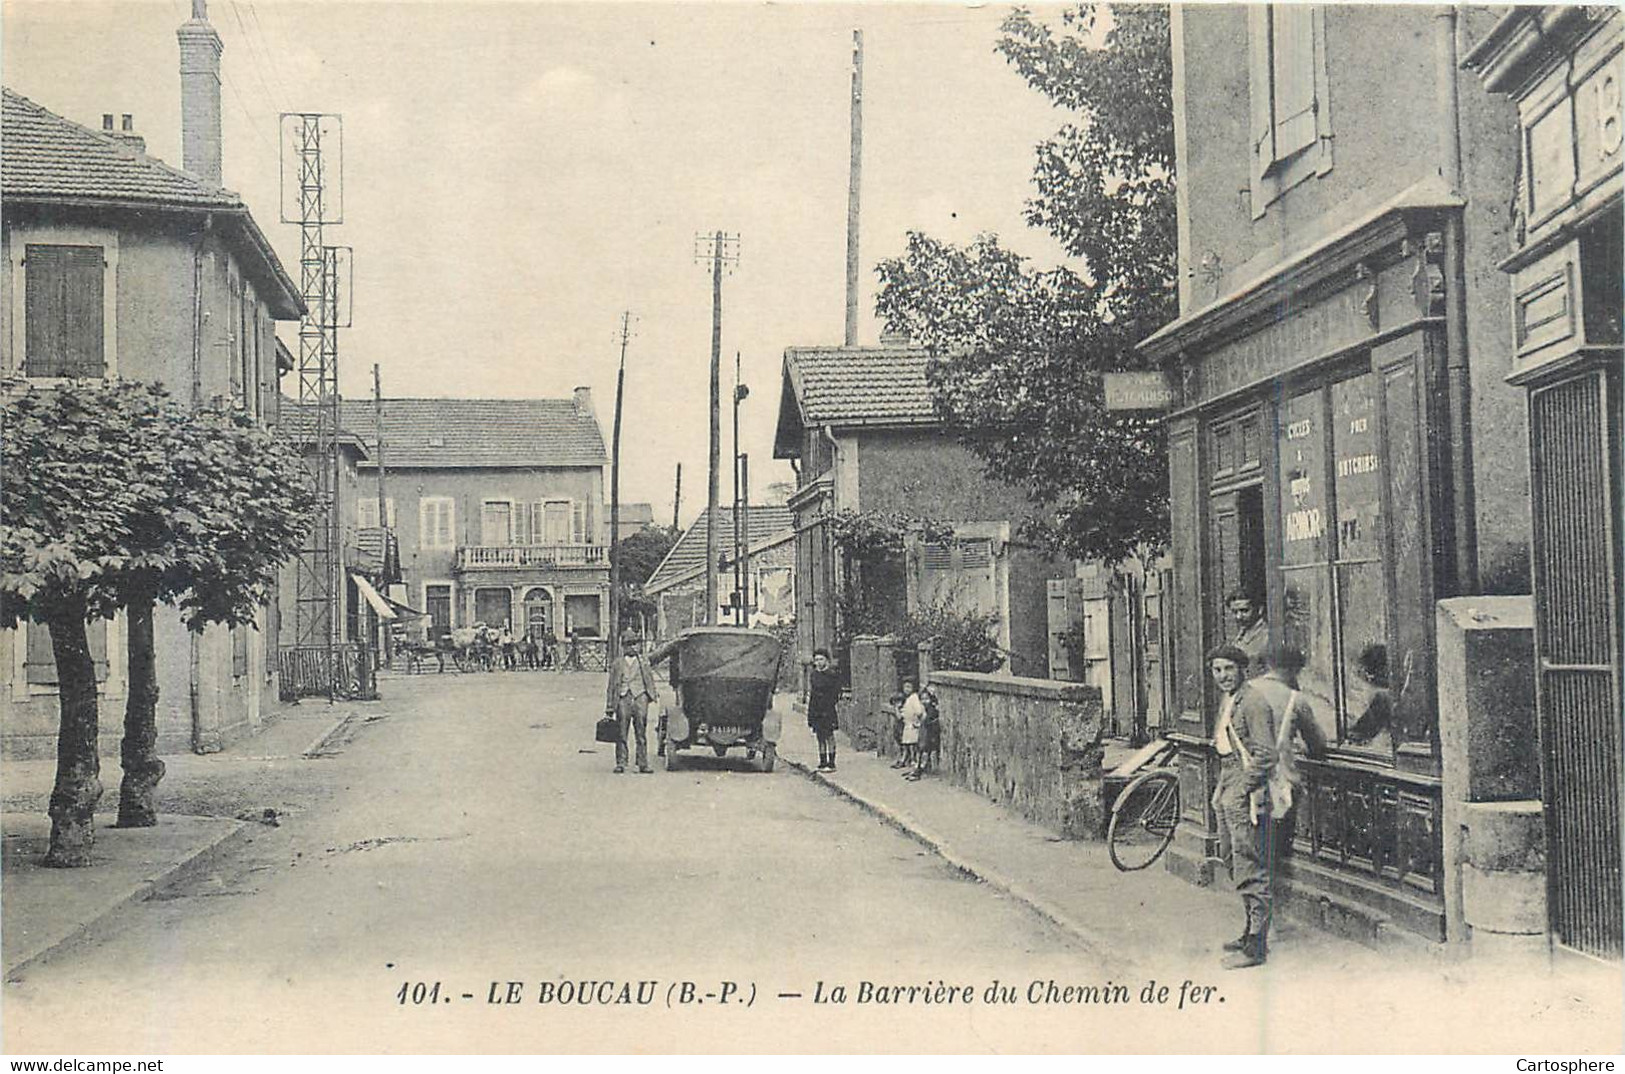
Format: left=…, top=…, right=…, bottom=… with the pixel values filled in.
left=336, top=397, right=607, bottom=469
left=645, top=505, right=794, bottom=593
left=785, top=345, right=938, bottom=426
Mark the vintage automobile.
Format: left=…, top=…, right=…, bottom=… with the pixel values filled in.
left=649, top=626, right=782, bottom=773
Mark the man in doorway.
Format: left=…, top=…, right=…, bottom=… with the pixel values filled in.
left=1208, top=643, right=1278, bottom=969
left=605, top=634, right=661, bottom=774
left=1227, top=591, right=1270, bottom=675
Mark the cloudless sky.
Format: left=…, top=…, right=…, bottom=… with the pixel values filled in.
left=2, top=0, right=1080, bottom=525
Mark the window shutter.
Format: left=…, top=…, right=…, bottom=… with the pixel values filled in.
left=25, top=245, right=104, bottom=378
left=531, top=502, right=547, bottom=544
left=359, top=499, right=379, bottom=530
left=232, top=626, right=249, bottom=678
left=1248, top=6, right=1276, bottom=184
left=1271, top=3, right=1318, bottom=159
left=572, top=502, right=586, bottom=544
left=25, top=622, right=56, bottom=684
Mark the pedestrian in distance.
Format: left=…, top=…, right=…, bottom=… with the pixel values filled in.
left=895, top=678, right=925, bottom=773
left=519, top=632, right=538, bottom=670
left=540, top=632, right=557, bottom=670
left=1206, top=643, right=1282, bottom=969
left=500, top=623, right=517, bottom=671
left=904, top=683, right=941, bottom=781
left=605, top=634, right=661, bottom=774
left=807, top=648, right=841, bottom=773
left=564, top=629, right=583, bottom=672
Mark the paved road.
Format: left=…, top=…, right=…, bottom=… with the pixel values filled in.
left=3, top=673, right=1155, bottom=1054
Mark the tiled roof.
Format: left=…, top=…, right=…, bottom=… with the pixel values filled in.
left=784, top=345, right=939, bottom=426
left=337, top=397, right=607, bottom=469
left=273, top=402, right=369, bottom=455
left=2, top=87, right=242, bottom=209
left=645, top=505, right=794, bottom=594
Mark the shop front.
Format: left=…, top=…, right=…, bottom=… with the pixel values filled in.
left=1142, top=187, right=1483, bottom=940
left=1467, top=6, right=1624, bottom=962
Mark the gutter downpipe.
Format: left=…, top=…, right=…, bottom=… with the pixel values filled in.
left=189, top=215, right=212, bottom=747
left=1436, top=5, right=1478, bottom=595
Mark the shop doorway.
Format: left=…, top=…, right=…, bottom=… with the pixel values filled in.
left=524, top=587, right=554, bottom=640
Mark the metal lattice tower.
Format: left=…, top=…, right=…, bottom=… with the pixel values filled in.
left=283, top=114, right=343, bottom=660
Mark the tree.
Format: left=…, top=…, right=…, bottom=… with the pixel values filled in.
left=610, top=525, right=680, bottom=634
left=115, top=404, right=313, bottom=827
left=874, top=4, right=1176, bottom=567
left=1, top=383, right=170, bottom=865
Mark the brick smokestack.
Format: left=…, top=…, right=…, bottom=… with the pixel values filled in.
left=177, top=0, right=224, bottom=186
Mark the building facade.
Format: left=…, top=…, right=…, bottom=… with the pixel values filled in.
left=1465, top=5, right=1624, bottom=961
left=1140, top=5, right=1540, bottom=945
left=645, top=505, right=795, bottom=637
left=772, top=344, right=1073, bottom=682
left=344, top=393, right=611, bottom=648
left=0, top=2, right=303, bottom=759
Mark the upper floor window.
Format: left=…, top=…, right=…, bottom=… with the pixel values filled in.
left=24, top=244, right=104, bottom=378
left=421, top=496, right=455, bottom=549
left=481, top=499, right=514, bottom=546
left=357, top=497, right=396, bottom=530
left=1248, top=5, right=1332, bottom=215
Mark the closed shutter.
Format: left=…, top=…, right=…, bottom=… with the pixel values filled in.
left=1271, top=3, right=1318, bottom=159
left=25, top=245, right=103, bottom=378
left=232, top=625, right=250, bottom=678
left=25, top=620, right=108, bottom=684
left=572, top=502, right=586, bottom=544
left=1247, top=6, right=1276, bottom=184
left=358, top=499, right=379, bottom=530
left=531, top=502, right=548, bottom=544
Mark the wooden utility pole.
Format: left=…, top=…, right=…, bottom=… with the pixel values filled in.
left=609, top=311, right=632, bottom=655
left=372, top=363, right=389, bottom=664
left=672, top=463, right=682, bottom=532
left=845, top=29, right=863, bottom=346
left=695, top=231, right=739, bottom=625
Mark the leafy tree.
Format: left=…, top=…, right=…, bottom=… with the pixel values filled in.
left=2, top=383, right=169, bottom=865
left=115, top=404, right=313, bottom=827
left=874, top=4, right=1176, bottom=567
left=610, top=525, right=679, bottom=634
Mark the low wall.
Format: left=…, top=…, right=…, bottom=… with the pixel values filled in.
left=932, top=670, right=1105, bottom=839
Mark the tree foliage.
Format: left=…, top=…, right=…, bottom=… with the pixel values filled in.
left=874, top=4, right=1176, bottom=567
left=611, top=525, right=680, bottom=632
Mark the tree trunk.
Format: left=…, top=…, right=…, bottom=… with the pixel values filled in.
left=116, top=597, right=164, bottom=828
left=44, top=602, right=103, bottom=867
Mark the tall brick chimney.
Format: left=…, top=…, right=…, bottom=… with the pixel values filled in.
left=177, top=0, right=224, bottom=186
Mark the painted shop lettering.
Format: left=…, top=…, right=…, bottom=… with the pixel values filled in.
left=1285, top=419, right=1314, bottom=440
left=1337, top=453, right=1380, bottom=477
left=1286, top=509, right=1325, bottom=542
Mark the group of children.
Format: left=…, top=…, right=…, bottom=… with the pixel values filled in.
left=889, top=678, right=941, bottom=781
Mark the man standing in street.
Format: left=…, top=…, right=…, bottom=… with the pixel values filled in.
left=807, top=648, right=841, bottom=772
left=1208, top=643, right=1278, bottom=969
left=605, top=635, right=660, bottom=774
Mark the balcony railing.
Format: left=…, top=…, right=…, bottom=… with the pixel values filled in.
left=455, top=544, right=608, bottom=571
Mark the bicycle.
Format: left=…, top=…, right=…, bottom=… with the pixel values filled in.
left=1107, top=737, right=1182, bottom=871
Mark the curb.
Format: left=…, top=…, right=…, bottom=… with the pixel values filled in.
left=4, top=817, right=252, bottom=981
left=301, top=709, right=360, bottom=758
left=779, top=752, right=1121, bottom=965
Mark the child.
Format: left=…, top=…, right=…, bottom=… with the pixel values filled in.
left=895, top=679, right=925, bottom=773
left=905, top=684, right=941, bottom=781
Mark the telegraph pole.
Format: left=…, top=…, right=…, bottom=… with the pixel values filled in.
left=372, top=363, right=389, bottom=664
left=845, top=29, right=863, bottom=346
left=732, top=351, right=749, bottom=625
left=672, top=463, right=682, bottom=532
left=609, top=310, right=633, bottom=657
left=695, top=231, right=739, bottom=625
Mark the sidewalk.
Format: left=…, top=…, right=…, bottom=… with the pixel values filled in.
left=1, top=700, right=359, bottom=979
left=770, top=693, right=1400, bottom=977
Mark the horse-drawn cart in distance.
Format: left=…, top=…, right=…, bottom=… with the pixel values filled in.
left=649, top=626, right=782, bottom=773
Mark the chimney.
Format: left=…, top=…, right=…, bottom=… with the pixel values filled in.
left=573, top=386, right=596, bottom=418
left=106, top=113, right=146, bottom=156
left=177, top=0, right=224, bottom=186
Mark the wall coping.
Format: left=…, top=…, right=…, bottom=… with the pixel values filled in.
left=932, top=669, right=1100, bottom=704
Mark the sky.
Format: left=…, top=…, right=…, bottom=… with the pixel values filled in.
left=2, top=0, right=1080, bottom=527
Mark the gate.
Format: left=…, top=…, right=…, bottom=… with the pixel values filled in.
left=1529, top=369, right=1623, bottom=960
left=278, top=643, right=379, bottom=702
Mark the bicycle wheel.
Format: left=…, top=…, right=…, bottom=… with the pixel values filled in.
left=1108, top=769, right=1180, bottom=872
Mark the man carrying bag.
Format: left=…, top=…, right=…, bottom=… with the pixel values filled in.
left=604, top=635, right=661, bottom=774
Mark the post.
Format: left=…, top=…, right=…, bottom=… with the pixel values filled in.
left=732, top=351, right=742, bottom=624
left=610, top=311, right=631, bottom=658
left=845, top=29, right=863, bottom=347
left=740, top=453, right=751, bottom=623
left=372, top=363, right=390, bottom=665
left=672, top=462, right=682, bottom=532
left=706, top=232, right=723, bottom=625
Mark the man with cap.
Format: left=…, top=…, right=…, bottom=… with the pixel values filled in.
left=1208, top=642, right=1279, bottom=969
left=605, top=634, right=661, bottom=774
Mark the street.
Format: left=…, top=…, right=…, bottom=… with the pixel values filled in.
left=2, top=673, right=1130, bottom=1054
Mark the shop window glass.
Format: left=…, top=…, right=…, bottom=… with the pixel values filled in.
left=1277, top=388, right=1338, bottom=744
left=1332, top=374, right=1391, bottom=753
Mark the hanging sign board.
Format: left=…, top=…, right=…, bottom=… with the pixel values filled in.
left=1103, top=372, right=1176, bottom=411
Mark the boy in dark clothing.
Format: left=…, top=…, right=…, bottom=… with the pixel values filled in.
left=807, top=648, right=841, bottom=773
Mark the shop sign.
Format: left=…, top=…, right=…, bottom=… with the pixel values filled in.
left=1103, top=372, right=1176, bottom=411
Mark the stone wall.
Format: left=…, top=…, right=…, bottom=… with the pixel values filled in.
left=932, top=671, right=1105, bottom=839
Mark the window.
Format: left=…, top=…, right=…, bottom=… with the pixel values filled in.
left=357, top=497, right=396, bottom=530
left=24, top=245, right=104, bottom=378
left=1248, top=5, right=1332, bottom=213
left=919, top=538, right=997, bottom=617
left=420, top=497, right=455, bottom=549
left=540, top=500, right=573, bottom=545
left=229, top=274, right=245, bottom=405
left=24, top=619, right=109, bottom=686
left=1276, top=370, right=1392, bottom=755
left=481, top=500, right=513, bottom=546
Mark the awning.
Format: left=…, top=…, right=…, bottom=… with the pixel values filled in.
left=352, top=574, right=396, bottom=620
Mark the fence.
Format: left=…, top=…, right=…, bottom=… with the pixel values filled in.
left=278, top=643, right=378, bottom=702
